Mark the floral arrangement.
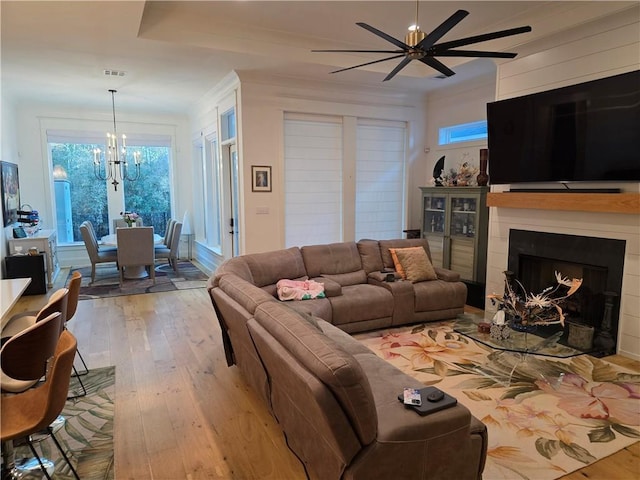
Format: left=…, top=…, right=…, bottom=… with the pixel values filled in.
left=488, top=271, right=583, bottom=327
left=120, top=211, right=139, bottom=227
left=432, top=161, right=479, bottom=187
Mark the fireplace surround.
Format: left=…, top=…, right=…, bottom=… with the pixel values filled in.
left=507, top=229, right=625, bottom=356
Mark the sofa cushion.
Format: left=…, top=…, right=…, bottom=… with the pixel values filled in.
left=393, top=247, right=438, bottom=283
left=357, top=239, right=384, bottom=273
left=285, top=298, right=333, bottom=322
left=244, top=247, right=307, bottom=288
left=329, top=284, right=393, bottom=326
left=254, top=301, right=378, bottom=445
left=213, top=256, right=254, bottom=284
left=218, top=274, right=276, bottom=314
left=322, top=270, right=367, bottom=287
left=314, top=277, right=343, bottom=297
left=414, top=280, right=468, bottom=312
left=301, top=242, right=363, bottom=278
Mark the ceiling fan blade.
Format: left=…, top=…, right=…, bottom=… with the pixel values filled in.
left=433, top=26, right=532, bottom=51
left=330, top=54, right=406, bottom=74
left=383, top=57, right=413, bottom=82
left=312, top=49, right=405, bottom=54
left=419, top=57, right=456, bottom=77
left=434, top=50, right=518, bottom=58
left=356, top=22, right=409, bottom=50
left=416, top=9, right=469, bottom=50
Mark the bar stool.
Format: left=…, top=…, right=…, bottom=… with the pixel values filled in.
left=1, top=329, right=80, bottom=480
left=0, top=312, right=64, bottom=479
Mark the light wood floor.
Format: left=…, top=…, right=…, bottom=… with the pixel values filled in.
left=8, top=270, right=639, bottom=479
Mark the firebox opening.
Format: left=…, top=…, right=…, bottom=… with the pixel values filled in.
left=507, top=229, right=625, bottom=357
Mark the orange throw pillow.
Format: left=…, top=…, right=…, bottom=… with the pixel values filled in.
left=389, top=248, right=406, bottom=279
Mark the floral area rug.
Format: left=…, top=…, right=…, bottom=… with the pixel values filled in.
left=13, top=366, right=115, bottom=480
left=354, top=321, right=640, bottom=480
left=70, top=261, right=208, bottom=300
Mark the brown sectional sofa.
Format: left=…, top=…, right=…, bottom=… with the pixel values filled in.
left=208, top=238, right=487, bottom=479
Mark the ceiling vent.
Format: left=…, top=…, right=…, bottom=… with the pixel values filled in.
left=103, top=69, right=126, bottom=77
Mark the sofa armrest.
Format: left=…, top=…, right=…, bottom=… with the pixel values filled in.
left=312, top=276, right=343, bottom=297
left=349, top=352, right=486, bottom=479
left=367, top=274, right=414, bottom=325
left=367, top=271, right=401, bottom=283
left=435, top=267, right=461, bottom=282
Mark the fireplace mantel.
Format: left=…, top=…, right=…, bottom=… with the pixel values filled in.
left=487, top=192, right=640, bottom=214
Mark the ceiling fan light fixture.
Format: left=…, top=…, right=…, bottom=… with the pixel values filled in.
left=405, top=28, right=426, bottom=47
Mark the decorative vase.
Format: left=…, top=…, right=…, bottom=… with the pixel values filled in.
left=477, top=148, right=489, bottom=186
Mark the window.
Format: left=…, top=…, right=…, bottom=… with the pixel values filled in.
left=284, top=115, right=343, bottom=247
left=356, top=120, right=406, bottom=240
left=48, top=130, right=172, bottom=244
left=51, top=141, right=108, bottom=243
left=202, top=135, right=222, bottom=251
left=438, top=120, right=487, bottom=145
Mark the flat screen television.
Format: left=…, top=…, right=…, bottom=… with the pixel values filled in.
left=486, top=70, right=640, bottom=185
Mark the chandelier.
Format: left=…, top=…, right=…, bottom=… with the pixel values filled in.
left=93, top=89, right=141, bottom=191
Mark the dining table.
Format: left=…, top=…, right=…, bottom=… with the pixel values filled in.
left=100, top=232, right=164, bottom=279
left=1, top=278, right=32, bottom=328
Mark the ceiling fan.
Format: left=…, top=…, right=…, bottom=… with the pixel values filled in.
left=312, top=4, right=532, bottom=81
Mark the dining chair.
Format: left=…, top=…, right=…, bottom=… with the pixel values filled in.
left=80, top=223, right=118, bottom=284
left=161, top=219, right=176, bottom=247
left=84, top=220, right=117, bottom=253
left=116, top=226, right=156, bottom=287
left=1, top=329, right=80, bottom=480
left=113, top=217, right=143, bottom=230
left=156, top=221, right=182, bottom=274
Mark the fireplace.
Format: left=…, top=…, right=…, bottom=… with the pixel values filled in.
left=507, top=229, right=626, bottom=356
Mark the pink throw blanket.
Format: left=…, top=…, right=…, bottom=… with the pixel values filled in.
left=276, top=279, right=326, bottom=301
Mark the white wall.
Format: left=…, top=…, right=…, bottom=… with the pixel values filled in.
left=0, top=94, right=19, bottom=275
left=236, top=74, right=426, bottom=255
left=487, top=6, right=640, bottom=359
left=12, top=101, right=192, bottom=268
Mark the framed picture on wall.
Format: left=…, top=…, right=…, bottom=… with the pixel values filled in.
left=0, top=161, right=20, bottom=226
left=252, top=165, right=272, bottom=192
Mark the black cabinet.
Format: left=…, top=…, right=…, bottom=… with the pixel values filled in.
left=5, top=254, right=47, bottom=295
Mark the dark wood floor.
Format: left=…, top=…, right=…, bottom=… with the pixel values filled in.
left=8, top=270, right=639, bottom=479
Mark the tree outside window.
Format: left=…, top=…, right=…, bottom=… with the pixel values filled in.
left=51, top=141, right=172, bottom=244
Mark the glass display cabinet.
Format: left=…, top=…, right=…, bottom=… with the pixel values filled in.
left=420, top=186, right=488, bottom=284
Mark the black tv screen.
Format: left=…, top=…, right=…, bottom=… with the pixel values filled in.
left=487, top=70, right=640, bottom=185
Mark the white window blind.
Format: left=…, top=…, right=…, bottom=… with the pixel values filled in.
left=356, top=120, right=406, bottom=240
left=284, top=115, right=342, bottom=247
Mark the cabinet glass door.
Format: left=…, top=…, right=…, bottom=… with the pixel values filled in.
left=449, top=195, right=477, bottom=281
left=423, top=195, right=446, bottom=235
left=423, top=194, right=446, bottom=267
left=449, top=196, right=477, bottom=238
